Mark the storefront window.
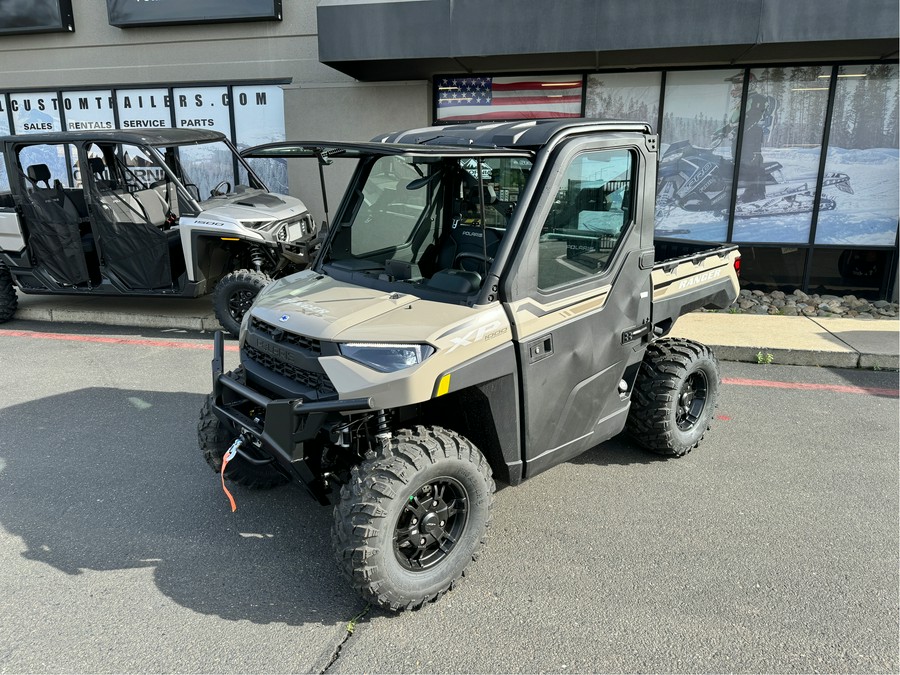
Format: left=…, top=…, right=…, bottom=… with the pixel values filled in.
left=815, top=64, right=899, bottom=246
left=172, top=86, right=233, bottom=199
left=585, top=71, right=660, bottom=127
left=731, top=66, right=829, bottom=244
left=3, top=84, right=290, bottom=198
left=10, top=92, right=62, bottom=135
left=656, top=70, right=734, bottom=242
left=234, top=84, right=287, bottom=194
left=808, top=247, right=890, bottom=298
left=10, top=94, right=67, bottom=182
left=735, top=246, right=807, bottom=292
left=116, top=88, right=173, bottom=129
left=0, top=96, right=10, bottom=192
left=63, top=90, right=115, bottom=131
left=435, top=74, right=582, bottom=122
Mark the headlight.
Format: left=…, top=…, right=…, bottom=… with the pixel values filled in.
left=339, top=342, right=435, bottom=372
left=261, top=216, right=310, bottom=243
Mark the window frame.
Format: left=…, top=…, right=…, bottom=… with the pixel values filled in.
left=534, top=144, right=638, bottom=294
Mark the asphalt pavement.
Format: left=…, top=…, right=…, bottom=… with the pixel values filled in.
left=9, top=291, right=900, bottom=370
left=0, top=326, right=897, bottom=673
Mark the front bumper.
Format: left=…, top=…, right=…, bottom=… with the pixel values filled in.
left=210, top=331, right=372, bottom=503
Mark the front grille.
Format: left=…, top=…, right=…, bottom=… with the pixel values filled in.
left=244, top=344, right=335, bottom=396
left=250, top=318, right=322, bottom=355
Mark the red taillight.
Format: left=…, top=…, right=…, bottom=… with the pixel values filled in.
left=734, top=257, right=741, bottom=276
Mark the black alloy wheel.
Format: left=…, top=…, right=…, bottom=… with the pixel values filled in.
left=393, top=477, right=469, bottom=571
left=227, top=287, right=256, bottom=321
left=676, top=369, right=709, bottom=432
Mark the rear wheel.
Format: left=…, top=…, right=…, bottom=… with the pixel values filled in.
left=0, top=264, right=17, bottom=323
left=626, top=338, right=720, bottom=457
left=198, top=367, right=290, bottom=490
left=332, top=426, right=495, bottom=611
left=213, top=269, right=271, bottom=338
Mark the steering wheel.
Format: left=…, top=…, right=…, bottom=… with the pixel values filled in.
left=210, top=180, right=232, bottom=197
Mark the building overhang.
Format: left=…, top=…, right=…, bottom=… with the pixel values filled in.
left=317, top=0, right=900, bottom=81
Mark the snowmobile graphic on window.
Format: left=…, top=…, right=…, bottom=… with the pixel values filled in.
left=655, top=139, right=853, bottom=220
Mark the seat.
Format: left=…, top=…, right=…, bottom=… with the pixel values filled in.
left=26, top=163, right=52, bottom=189
left=88, top=157, right=116, bottom=190
left=26, top=164, right=82, bottom=223
left=98, top=190, right=143, bottom=223
left=133, top=188, right=168, bottom=226
left=436, top=225, right=502, bottom=277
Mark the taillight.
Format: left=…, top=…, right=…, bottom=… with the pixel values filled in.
left=734, top=257, right=741, bottom=276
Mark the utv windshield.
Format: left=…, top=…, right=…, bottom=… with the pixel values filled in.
left=320, top=152, right=533, bottom=299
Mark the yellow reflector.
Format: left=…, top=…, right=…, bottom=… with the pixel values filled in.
left=436, top=374, right=451, bottom=397
left=220, top=237, right=240, bottom=241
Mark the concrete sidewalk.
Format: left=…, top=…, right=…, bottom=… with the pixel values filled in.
left=9, top=292, right=900, bottom=370
left=671, top=312, right=899, bottom=370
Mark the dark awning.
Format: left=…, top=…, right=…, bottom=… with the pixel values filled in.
left=317, top=0, right=899, bottom=81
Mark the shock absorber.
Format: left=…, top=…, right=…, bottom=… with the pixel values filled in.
left=249, top=245, right=265, bottom=272
left=374, top=410, right=392, bottom=452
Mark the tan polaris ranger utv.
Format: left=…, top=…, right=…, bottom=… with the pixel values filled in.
left=199, top=119, right=740, bottom=611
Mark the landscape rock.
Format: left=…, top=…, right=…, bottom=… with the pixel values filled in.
left=704, top=290, right=899, bottom=320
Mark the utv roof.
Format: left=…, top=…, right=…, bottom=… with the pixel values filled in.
left=242, top=119, right=652, bottom=159
left=373, top=118, right=653, bottom=149
left=0, top=129, right=225, bottom=147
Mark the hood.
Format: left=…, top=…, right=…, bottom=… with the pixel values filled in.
left=250, top=271, right=487, bottom=344
left=201, top=190, right=309, bottom=223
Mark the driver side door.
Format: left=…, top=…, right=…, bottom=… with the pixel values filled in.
left=503, top=138, right=653, bottom=478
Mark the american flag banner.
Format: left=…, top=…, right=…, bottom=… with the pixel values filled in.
left=436, top=74, right=583, bottom=121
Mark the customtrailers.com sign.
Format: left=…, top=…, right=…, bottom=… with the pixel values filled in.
left=106, top=0, right=282, bottom=27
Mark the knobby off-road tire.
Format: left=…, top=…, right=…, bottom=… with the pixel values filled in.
left=332, top=426, right=495, bottom=611
left=626, top=337, right=720, bottom=457
left=0, top=264, right=18, bottom=323
left=213, top=269, right=271, bottom=338
left=198, top=367, right=290, bottom=490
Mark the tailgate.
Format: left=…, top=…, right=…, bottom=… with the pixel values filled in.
left=651, top=246, right=740, bottom=327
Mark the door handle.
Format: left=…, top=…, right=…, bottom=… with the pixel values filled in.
left=527, top=334, right=553, bottom=363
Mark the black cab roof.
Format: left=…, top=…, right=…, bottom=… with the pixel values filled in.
left=242, top=119, right=652, bottom=160
left=373, top=118, right=652, bottom=148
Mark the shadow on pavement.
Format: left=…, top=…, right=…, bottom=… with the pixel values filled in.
left=0, top=387, right=362, bottom=626
left=569, top=434, right=666, bottom=467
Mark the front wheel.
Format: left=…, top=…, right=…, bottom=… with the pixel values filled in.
left=213, top=269, right=271, bottom=338
left=332, top=426, right=495, bottom=611
left=0, top=264, right=17, bottom=323
left=626, top=338, right=720, bottom=457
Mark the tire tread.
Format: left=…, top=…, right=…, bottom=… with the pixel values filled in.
left=332, top=426, right=495, bottom=611
left=626, top=337, right=719, bottom=457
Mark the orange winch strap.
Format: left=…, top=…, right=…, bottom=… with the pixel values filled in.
left=220, top=441, right=239, bottom=512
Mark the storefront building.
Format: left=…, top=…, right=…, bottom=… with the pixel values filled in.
left=2, top=0, right=898, bottom=298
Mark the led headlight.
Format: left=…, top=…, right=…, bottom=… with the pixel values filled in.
left=339, top=342, right=435, bottom=373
